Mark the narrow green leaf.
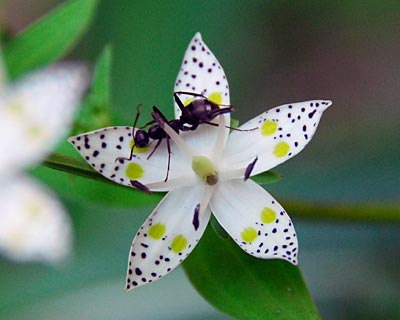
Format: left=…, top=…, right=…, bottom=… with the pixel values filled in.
left=183, top=225, right=321, bottom=320
left=90, top=45, right=112, bottom=107
left=230, top=118, right=240, bottom=130
left=284, top=201, right=400, bottom=222
left=252, top=170, right=283, bottom=185
left=43, top=152, right=111, bottom=185
left=41, top=152, right=162, bottom=207
left=3, top=0, right=98, bottom=79
left=43, top=155, right=400, bottom=222
left=73, top=45, right=112, bottom=133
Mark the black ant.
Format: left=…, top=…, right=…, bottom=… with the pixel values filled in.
left=116, top=92, right=234, bottom=184
left=174, top=91, right=234, bottom=131
left=116, top=105, right=180, bottom=184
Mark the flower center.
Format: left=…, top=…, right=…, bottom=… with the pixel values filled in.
left=191, top=155, right=218, bottom=185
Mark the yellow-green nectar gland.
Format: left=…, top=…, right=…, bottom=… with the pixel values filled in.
left=192, top=156, right=218, bottom=185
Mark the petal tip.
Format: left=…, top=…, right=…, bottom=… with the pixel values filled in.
left=194, top=32, right=202, bottom=40
left=323, top=100, right=333, bottom=108
left=125, top=284, right=133, bottom=292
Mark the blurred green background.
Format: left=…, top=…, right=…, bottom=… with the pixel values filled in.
left=1, top=0, right=399, bottom=319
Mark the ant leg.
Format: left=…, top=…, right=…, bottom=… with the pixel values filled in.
left=175, top=91, right=235, bottom=109
left=202, top=121, right=219, bottom=127
left=140, top=119, right=156, bottom=129
left=147, top=139, right=162, bottom=160
left=203, top=120, right=258, bottom=132
left=115, top=104, right=142, bottom=162
left=164, top=139, right=172, bottom=182
left=174, top=91, right=208, bottom=99
left=208, top=107, right=234, bottom=118
left=173, top=92, right=186, bottom=111
left=226, top=125, right=258, bottom=132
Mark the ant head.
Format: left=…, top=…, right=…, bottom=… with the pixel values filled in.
left=180, top=103, right=198, bottom=124
left=169, top=119, right=181, bottom=133
left=191, top=99, right=216, bottom=121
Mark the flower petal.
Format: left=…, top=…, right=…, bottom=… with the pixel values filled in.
left=173, top=33, right=231, bottom=155
left=68, top=126, right=196, bottom=191
left=0, top=64, right=89, bottom=175
left=125, top=185, right=211, bottom=290
left=174, top=32, right=230, bottom=113
left=0, top=175, right=72, bottom=263
left=210, top=179, right=298, bottom=265
left=220, top=100, right=332, bottom=177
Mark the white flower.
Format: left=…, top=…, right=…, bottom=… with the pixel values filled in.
left=0, top=57, right=89, bottom=263
left=68, top=33, right=332, bottom=290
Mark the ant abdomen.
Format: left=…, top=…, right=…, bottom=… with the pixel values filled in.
left=134, top=129, right=149, bottom=148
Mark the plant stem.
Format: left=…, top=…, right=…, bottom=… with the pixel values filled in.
left=43, top=152, right=400, bottom=222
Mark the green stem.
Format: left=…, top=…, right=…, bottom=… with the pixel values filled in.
left=284, top=201, right=400, bottom=223
left=43, top=152, right=113, bottom=185
left=43, top=153, right=400, bottom=222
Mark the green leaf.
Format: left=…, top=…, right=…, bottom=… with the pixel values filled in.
left=43, top=152, right=111, bottom=184
left=183, top=225, right=321, bottom=320
left=230, top=118, right=240, bottom=130
left=73, top=45, right=113, bottom=133
left=90, top=45, right=112, bottom=107
left=40, top=152, right=163, bottom=207
left=42, top=153, right=400, bottom=220
left=3, top=0, right=98, bottom=79
left=252, top=170, right=283, bottom=185
left=283, top=201, right=400, bottom=222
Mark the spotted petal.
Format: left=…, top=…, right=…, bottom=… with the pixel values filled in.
left=68, top=126, right=196, bottom=191
left=0, top=175, right=72, bottom=263
left=125, top=185, right=211, bottom=290
left=0, top=64, right=89, bottom=175
left=174, top=33, right=231, bottom=155
left=220, top=100, right=332, bottom=177
left=210, top=179, right=298, bottom=265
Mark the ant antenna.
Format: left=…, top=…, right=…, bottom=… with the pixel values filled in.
left=115, top=104, right=143, bottom=163
left=174, top=90, right=236, bottom=109
left=150, top=107, right=174, bottom=182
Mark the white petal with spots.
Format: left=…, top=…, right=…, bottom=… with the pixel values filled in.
left=0, top=64, right=89, bottom=175
left=125, top=184, right=210, bottom=290
left=0, top=175, right=72, bottom=263
left=173, top=33, right=231, bottom=154
left=68, top=126, right=196, bottom=191
left=220, top=100, right=332, bottom=177
left=174, top=32, right=230, bottom=113
left=210, top=179, right=298, bottom=265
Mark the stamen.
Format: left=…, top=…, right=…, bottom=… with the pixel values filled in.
left=244, top=156, right=258, bottom=181
left=210, top=114, right=227, bottom=163
left=192, top=204, right=200, bottom=230
left=218, top=168, right=247, bottom=181
left=145, top=175, right=197, bottom=191
left=194, top=185, right=214, bottom=223
left=130, top=180, right=151, bottom=194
